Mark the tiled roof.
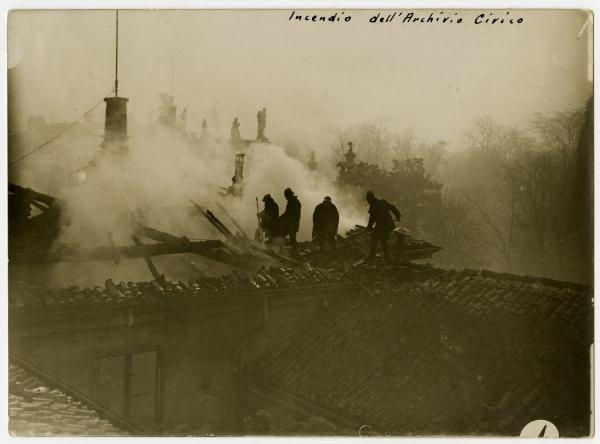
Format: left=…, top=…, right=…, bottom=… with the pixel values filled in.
left=9, top=362, right=128, bottom=436
left=354, top=267, right=590, bottom=327
left=243, top=267, right=592, bottom=436
left=8, top=229, right=592, bottom=437
left=9, top=223, right=437, bottom=317
left=9, top=264, right=342, bottom=315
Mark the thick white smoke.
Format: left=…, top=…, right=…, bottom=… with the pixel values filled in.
left=58, top=126, right=230, bottom=246
left=54, top=118, right=365, bottom=246
left=226, top=142, right=363, bottom=240
left=13, top=113, right=366, bottom=287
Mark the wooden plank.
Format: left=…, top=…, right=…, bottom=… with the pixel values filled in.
left=134, top=224, right=189, bottom=244
left=131, top=235, right=164, bottom=284
left=9, top=239, right=224, bottom=264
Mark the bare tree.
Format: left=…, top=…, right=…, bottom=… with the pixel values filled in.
left=459, top=117, right=528, bottom=272
left=464, top=188, right=517, bottom=272
left=334, top=122, right=393, bottom=168
left=531, top=110, right=584, bottom=165
left=464, top=116, right=496, bottom=155
left=421, top=141, right=447, bottom=178
left=390, top=128, right=417, bottom=160
left=428, top=191, right=485, bottom=269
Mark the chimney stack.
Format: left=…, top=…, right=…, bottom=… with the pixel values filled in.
left=101, top=96, right=129, bottom=153
left=101, top=10, right=128, bottom=154
left=234, top=152, right=245, bottom=181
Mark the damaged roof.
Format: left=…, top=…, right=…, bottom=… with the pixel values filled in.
left=299, top=226, right=442, bottom=266
left=8, top=217, right=592, bottom=437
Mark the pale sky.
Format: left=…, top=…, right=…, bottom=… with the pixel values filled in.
left=8, top=9, right=592, bottom=147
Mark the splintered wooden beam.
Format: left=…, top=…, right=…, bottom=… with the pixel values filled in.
left=9, top=239, right=224, bottom=264
left=131, top=234, right=164, bottom=284
left=9, top=238, right=275, bottom=271
left=9, top=183, right=57, bottom=207
left=10, top=215, right=297, bottom=271
left=134, top=223, right=190, bottom=244
left=206, top=209, right=235, bottom=238
left=186, top=196, right=235, bottom=239
left=216, top=202, right=248, bottom=238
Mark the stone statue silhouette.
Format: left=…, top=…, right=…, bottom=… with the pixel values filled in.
left=256, top=107, right=267, bottom=142
left=231, top=117, right=241, bottom=145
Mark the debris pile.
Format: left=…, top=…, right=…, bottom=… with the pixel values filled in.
left=298, top=225, right=441, bottom=269
left=9, top=183, right=444, bottom=317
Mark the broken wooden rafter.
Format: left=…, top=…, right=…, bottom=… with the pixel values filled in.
left=131, top=234, right=166, bottom=285
left=9, top=239, right=225, bottom=265
left=134, top=223, right=190, bottom=245
left=216, top=202, right=248, bottom=238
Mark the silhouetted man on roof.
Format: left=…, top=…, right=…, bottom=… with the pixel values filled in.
left=365, top=190, right=401, bottom=262
left=259, top=194, right=280, bottom=239
left=279, top=187, right=301, bottom=257
left=312, top=196, right=339, bottom=250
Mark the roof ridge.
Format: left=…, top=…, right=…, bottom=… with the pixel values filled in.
left=420, top=267, right=588, bottom=291
left=478, top=269, right=588, bottom=291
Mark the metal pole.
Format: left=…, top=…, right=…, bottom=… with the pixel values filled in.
left=115, top=10, right=119, bottom=97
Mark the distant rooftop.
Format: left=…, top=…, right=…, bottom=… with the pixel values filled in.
left=9, top=361, right=128, bottom=436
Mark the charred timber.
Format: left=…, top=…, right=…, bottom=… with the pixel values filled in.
left=9, top=240, right=239, bottom=265
left=134, top=224, right=190, bottom=245
left=9, top=183, right=57, bottom=207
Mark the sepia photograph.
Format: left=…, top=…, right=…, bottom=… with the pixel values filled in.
left=6, top=7, right=594, bottom=437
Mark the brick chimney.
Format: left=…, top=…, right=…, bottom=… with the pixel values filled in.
left=101, top=96, right=129, bottom=153
left=102, top=11, right=128, bottom=154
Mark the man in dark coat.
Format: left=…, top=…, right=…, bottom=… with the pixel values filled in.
left=312, top=196, right=339, bottom=249
left=279, top=187, right=301, bottom=256
left=259, top=194, right=280, bottom=239
left=365, top=190, right=401, bottom=262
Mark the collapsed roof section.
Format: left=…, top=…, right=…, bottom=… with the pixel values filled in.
left=299, top=225, right=442, bottom=268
